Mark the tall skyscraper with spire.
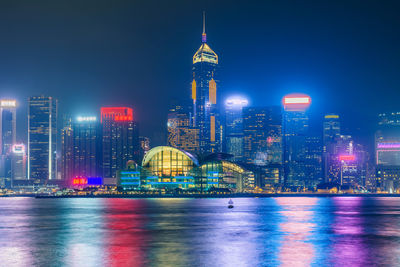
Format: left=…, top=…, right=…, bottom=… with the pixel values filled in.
left=191, top=12, right=221, bottom=154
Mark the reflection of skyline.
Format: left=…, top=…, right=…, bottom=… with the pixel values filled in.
left=0, top=197, right=33, bottom=266
left=193, top=198, right=263, bottom=267
left=2, top=197, right=400, bottom=266
left=104, top=198, right=148, bottom=267
left=330, top=197, right=370, bottom=266
left=276, top=197, right=317, bottom=267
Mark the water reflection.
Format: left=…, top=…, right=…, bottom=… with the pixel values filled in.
left=276, top=197, right=318, bottom=266
left=103, top=199, right=148, bottom=267
left=1, top=197, right=400, bottom=266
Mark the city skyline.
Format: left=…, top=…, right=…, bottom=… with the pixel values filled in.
left=1, top=1, right=400, bottom=145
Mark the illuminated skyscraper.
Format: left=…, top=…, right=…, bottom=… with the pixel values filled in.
left=0, top=99, right=17, bottom=186
left=282, top=94, right=310, bottom=187
left=28, top=96, right=57, bottom=183
left=375, top=112, right=400, bottom=191
left=305, top=135, right=323, bottom=186
left=224, top=97, right=248, bottom=162
left=323, top=114, right=341, bottom=181
left=243, top=106, right=282, bottom=165
left=101, top=107, right=139, bottom=178
left=62, top=116, right=102, bottom=181
left=0, top=99, right=17, bottom=155
left=61, top=118, right=73, bottom=182
left=191, top=13, right=221, bottom=153
left=167, top=104, right=199, bottom=153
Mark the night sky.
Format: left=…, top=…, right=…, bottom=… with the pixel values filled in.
left=1, top=0, right=400, bottom=146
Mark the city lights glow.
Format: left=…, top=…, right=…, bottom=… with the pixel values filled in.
left=225, top=96, right=249, bottom=107
left=0, top=99, right=16, bottom=108
left=325, top=114, right=339, bottom=119
left=12, top=144, right=25, bottom=154
left=72, top=176, right=103, bottom=186
left=77, top=116, right=97, bottom=122
left=377, top=143, right=400, bottom=149
left=339, top=155, right=355, bottom=161
left=284, top=97, right=311, bottom=104
left=282, top=94, right=311, bottom=111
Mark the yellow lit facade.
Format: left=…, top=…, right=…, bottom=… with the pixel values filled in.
left=209, top=78, right=216, bottom=104
left=191, top=79, right=197, bottom=101
left=193, top=43, right=218, bottom=64
left=210, top=116, right=215, bottom=142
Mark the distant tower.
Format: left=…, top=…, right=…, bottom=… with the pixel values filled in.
left=101, top=107, right=139, bottom=178
left=0, top=99, right=17, bottom=155
left=243, top=106, right=282, bottom=165
left=323, top=114, right=340, bottom=181
left=62, top=116, right=102, bottom=181
left=192, top=12, right=220, bottom=153
left=28, top=96, right=57, bottom=183
left=225, top=97, right=248, bottom=161
left=0, top=99, right=17, bottom=186
left=282, top=94, right=311, bottom=187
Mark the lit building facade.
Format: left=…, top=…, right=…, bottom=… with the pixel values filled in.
left=375, top=112, right=400, bottom=191
left=167, top=104, right=199, bottom=153
left=117, top=146, right=253, bottom=192
left=243, top=106, right=282, bottom=166
left=305, top=135, right=323, bottom=186
left=101, top=107, right=139, bottom=178
left=224, top=97, right=248, bottom=162
left=282, top=94, right=310, bottom=187
left=0, top=99, right=17, bottom=186
left=61, top=116, right=102, bottom=180
left=11, top=144, right=26, bottom=182
left=323, top=114, right=340, bottom=181
left=28, top=96, right=57, bottom=183
left=191, top=14, right=221, bottom=153
left=0, top=99, right=17, bottom=155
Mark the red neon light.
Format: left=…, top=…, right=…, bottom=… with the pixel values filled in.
left=339, top=155, right=355, bottom=161
left=101, top=107, right=133, bottom=123
left=72, top=177, right=88, bottom=185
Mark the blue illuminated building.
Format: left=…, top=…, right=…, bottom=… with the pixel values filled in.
left=28, top=96, right=57, bottom=183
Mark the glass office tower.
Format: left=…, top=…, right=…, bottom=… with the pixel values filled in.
left=225, top=97, right=248, bottom=162
left=101, top=107, right=139, bottom=178
left=28, top=96, right=57, bottom=183
left=0, top=99, right=17, bottom=186
left=282, top=94, right=310, bottom=187
left=191, top=13, right=221, bottom=153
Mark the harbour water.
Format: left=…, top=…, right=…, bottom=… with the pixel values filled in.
left=1, top=197, right=400, bottom=266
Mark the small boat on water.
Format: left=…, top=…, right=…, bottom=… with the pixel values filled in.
left=228, top=199, right=234, bottom=209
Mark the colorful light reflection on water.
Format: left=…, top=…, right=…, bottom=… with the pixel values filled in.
left=1, top=197, right=400, bottom=266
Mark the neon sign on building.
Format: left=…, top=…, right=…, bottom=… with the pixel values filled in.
left=72, top=176, right=103, bottom=186
left=339, top=155, right=355, bottom=161
left=101, top=107, right=133, bottom=122
left=0, top=99, right=16, bottom=108
left=283, top=94, right=311, bottom=111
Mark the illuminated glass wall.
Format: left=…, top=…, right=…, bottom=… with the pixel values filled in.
left=28, top=96, right=57, bottom=182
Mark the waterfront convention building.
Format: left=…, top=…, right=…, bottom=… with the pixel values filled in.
left=118, top=146, right=254, bottom=192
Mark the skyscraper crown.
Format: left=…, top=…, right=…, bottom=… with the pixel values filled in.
left=193, top=12, right=218, bottom=65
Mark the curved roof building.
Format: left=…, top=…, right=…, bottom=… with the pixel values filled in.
left=119, top=146, right=254, bottom=192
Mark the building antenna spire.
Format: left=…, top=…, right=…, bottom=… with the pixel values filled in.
left=202, top=11, right=207, bottom=43
left=203, top=11, right=206, bottom=34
